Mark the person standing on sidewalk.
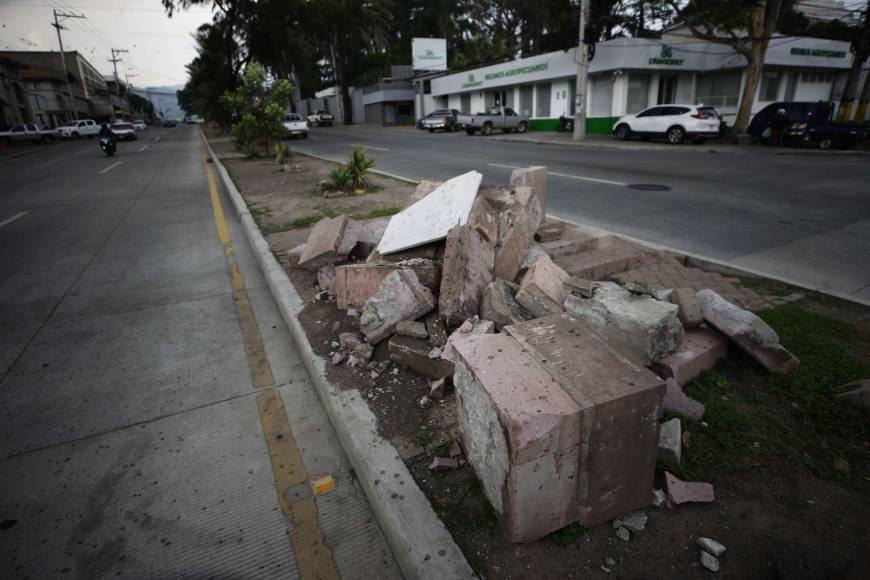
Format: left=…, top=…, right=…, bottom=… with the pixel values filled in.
left=771, top=108, right=788, bottom=147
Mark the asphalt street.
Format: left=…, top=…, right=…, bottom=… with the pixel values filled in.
left=295, top=125, right=870, bottom=304
left=0, top=128, right=399, bottom=578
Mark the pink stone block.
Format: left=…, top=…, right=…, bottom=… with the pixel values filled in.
left=439, top=225, right=494, bottom=326
left=665, top=472, right=715, bottom=505
left=298, top=215, right=348, bottom=270
left=514, top=254, right=569, bottom=318
left=662, top=379, right=705, bottom=421
left=653, top=328, right=729, bottom=387
left=333, top=263, right=441, bottom=311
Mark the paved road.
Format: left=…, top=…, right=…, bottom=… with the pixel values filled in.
left=0, top=129, right=399, bottom=578
left=295, top=125, right=870, bottom=304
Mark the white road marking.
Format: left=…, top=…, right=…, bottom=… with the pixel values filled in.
left=98, top=161, right=123, bottom=174
left=0, top=211, right=28, bottom=229
left=154, top=137, right=161, bottom=142
left=349, top=143, right=390, bottom=152
left=486, top=162, right=627, bottom=187
left=138, top=144, right=149, bottom=152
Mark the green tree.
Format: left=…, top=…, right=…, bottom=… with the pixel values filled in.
left=219, top=62, right=293, bottom=156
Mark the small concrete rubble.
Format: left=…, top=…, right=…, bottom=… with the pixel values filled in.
left=514, top=254, right=569, bottom=318
left=658, top=418, right=682, bottom=465
left=429, top=457, right=458, bottom=471
left=396, top=320, right=428, bottom=339
left=696, top=289, right=799, bottom=373
left=670, top=288, right=703, bottom=328
left=615, top=527, right=630, bottom=541
left=439, top=225, right=495, bottom=326
left=442, top=316, right=495, bottom=363
left=317, top=264, right=336, bottom=295
left=612, top=511, right=647, bottom=532
left=698, top=537, right=726, bottom=558
left=664, top=472, right=714, bottom=505
left=700, top=551, right=720, bottom=572
left=429, top=378, right=448, bottom=399
left=662, top=379, right=706, bottom=421
left=360, top=269, right=435, bottom=344
left=287, top=244, right=305, bottom=269
left=298, top=215, right=351, bottom=270
left=480, top=279, right=530, bottom=330
left=652, top=328, right=729, bottom=387
left=564, top=281, right=683, bottom=365
left=389, top=335, right=454, bottom=379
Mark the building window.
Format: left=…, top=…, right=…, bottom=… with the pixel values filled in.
left=519, top=85, right=533, bottom=117
left=535, top=83, right=551, bottom=117
left=460, top=93, right=471, bottom=114
left=801, top=69, right=834, bottom=83
left=589, top=76, right=612, bottom=116
left=627, top=74, right=649, bottom=114
left=760, top=70, right=781, bottom=101
left=697, top=71, right=741, bottom=107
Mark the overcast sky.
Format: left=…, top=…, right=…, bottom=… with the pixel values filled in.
left=0, top=0, right=213, bottom=88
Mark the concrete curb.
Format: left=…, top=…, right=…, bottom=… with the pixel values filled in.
left=201, top=131, right=476, bottom=580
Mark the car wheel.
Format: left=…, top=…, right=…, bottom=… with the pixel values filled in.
left=72, top=131, right=80, bottom=139
left=45, top=135, right=55, bottom=144
left=481, top=122, right=493, bottom=136
left=302, top=133, right=308, bottom=139
left=428, top=128, right=434, bottom=133
left=818, top=137, right=835, bottom=150
left=666, top=126, right=685, bottom=145
left=615, top=124, right=631, bottom=140
left=465, top=127, right=477, bottom=136
left=516, top=121, right=528, bottom=134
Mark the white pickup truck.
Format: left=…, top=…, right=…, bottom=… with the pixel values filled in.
left=458, top=106, right=529, bottom=136
left=0, top=123, right=57, bottom=145
left=307, top=109, right=335, bottom=127
left=58, top=119, right=101, bottom=139
left=282, top=113, right=309, bottom=139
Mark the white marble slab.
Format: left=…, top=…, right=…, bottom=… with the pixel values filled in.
left=377, top=170, right=482, bottom=254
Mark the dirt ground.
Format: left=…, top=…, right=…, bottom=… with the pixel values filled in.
left=214, top=126, right=869, bottom=579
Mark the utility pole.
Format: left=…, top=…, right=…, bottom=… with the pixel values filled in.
left=108, top=48, right=129, bottom=121
left=51, top=9, right=85, bottom=121
left=572, top=0, right=590, bottom=141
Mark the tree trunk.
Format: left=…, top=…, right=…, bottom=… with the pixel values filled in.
left=855, top=68, right=870, bottom=122
left=733, top=51, right=762, bottom=136
left=837, top=0, right=870, bottom=121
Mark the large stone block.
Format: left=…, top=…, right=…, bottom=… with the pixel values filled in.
left=514, top=254, right=569, bottom=318
left=467, top=196, right=498, bottom=243
left=298, top=215, right=349, bottom=270
left=452, top=333, right=582, bottom=543
left=505, top=313, right=665, bottom=528
left=652, top=328, right=729, bottom=387
left=480, top=279, right=530, bottom=330
left=696, top=289, right=798, bottom=373
left=442, top=316, right=495, bottom=363
left=389, top=335, right=454, bottom=378
left=509, top=166, right=547, bottom=227
left=670, top=288, right=703, bottom=328
left=564, top=281, right=684, bottom=365
left=360, top=269, right=435, bottom=344
left=333, top=262, right=441, bottom=311
left=439, top=225, right=494, bottom=326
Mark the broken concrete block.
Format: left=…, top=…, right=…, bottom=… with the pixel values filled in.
left=424, top=312, right=448, bottom=346
left=664, top=472, right=714, bottom=505
left=564, top=276, right=595, bottom=298
left=439, top=225, right=494, bottom=326
left=700, top=552, right=720, bottom=572
left=351, top=217, right=390, bottom=258
left=287, top=244, right=305, bottom=269
left=467, top=196, right=498, bottom=243
left=388, top=335, right=454, bottom=378
left=534, top=225, right=562, bottom=243
left=350, top=342, right=373, bottom=362
left=298, top=215, right=349, bottom=270
left=505, top=314, right=666, bottom=528
left=509, top=166, right=547, bottom=228
left=564, top=282, right=684, bottom=365
left=662, top=379, right=705, bottom=421
left=331, top=352, right=346, bottom=365
left=453, top=333, right=582, bottom=543
left=334, top=262, right=441, bottom=311
left=670, top=288, right=703, bottom=328
left=419, top=395, right=432, bottom=409
left=429, top=378, right=448, bottom=399
left=657, top=418, right=681, bottom=466
left=698, top=537, right=726, bottom=558
left=317, top=264, right=336, bottom=295
left=517, top=244, right=549, bottom=278
left=442, top=316, right=495, bottom=363
left=652, top=328, right=729, bottom=387
left=493, top=203, right=536, bottom=282
left=615, top=526, right=630, bottom=541
left=696, top=289, right=798, bottom=373
left=514, top=254, right=569, bottom=318
left=338, top=332, right=362, bottom=351
left=836, top=379, right=870, bottom=411
left=429, top=457, right=458, bottom=471
left=396, top=320, right=428, bottom=339
left=480, top=279, right=530, bottom=330
left=360, top=269, right=435, bottom=344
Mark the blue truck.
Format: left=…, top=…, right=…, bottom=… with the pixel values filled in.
left=748, top=101, right=870, bottom=149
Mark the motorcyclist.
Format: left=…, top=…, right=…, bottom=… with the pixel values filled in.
left=98, top=123, right=115, bottom=145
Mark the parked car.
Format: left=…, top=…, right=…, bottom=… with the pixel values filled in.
left=111, top=122, right=138, bottom=141
left=307, top=110, right=335, bottom=127
left=58, top=119, right=100, bottom=139
left=748, top=101, right=870, bottom=149
left=458, top=107, right=529, bottom=135
left=0, top=123, right=57, bottom=145
left=162, top=118, right=177, bottom=127
left=420, top=109, right=462, bottom=132
left=612, top=104, right=722, bottom=144
left=282, top=113, right=309, bottom=139
left=132, top=120, right=148, bottom=131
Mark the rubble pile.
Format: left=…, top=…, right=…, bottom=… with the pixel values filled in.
left=286, top=166, right=799, bottom=544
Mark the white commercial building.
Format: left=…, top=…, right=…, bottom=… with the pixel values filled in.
left=429, top=30, right=864, bottom=133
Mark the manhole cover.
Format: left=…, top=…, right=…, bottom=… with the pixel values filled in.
left=627, top=183, right=671, bottom=191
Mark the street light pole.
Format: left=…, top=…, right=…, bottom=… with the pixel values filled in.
left=572, top=0, right=590, bottom=141
left=51, top=8, right=84, bottom=121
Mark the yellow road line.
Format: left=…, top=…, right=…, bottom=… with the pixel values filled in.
left=199, top=136, right=338, bottom=578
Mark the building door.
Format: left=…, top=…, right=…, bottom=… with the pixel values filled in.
left=657, top=74, right=677, bottom=104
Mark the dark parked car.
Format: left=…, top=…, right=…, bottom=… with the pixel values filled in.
left=748, top=101, right=870, bottom=149
left=419, top=109, right=462, bottom=132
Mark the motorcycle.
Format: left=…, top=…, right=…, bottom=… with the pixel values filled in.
left=99, top=136, right=116, bottom=157
left=555, top=115, right=574, bottom=132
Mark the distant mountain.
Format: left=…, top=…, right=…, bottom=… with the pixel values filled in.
left=131, top=85, right=185, bottom=120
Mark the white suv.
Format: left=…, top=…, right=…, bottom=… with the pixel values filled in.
left=612, top=105, right=722, bottom=145
left=58, top=119, right=100, bottom=139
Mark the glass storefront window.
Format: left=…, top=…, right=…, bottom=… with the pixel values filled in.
left=760, top=69, right=781, bottom=101
left=627, top=74, right=649, bottom=114
left=535, top=83, right=551, bottom=117
left=519, top=86, right=533, bottom=117
left=697, top=71, right=741, bottom=107
left=460, top=93, right=471, bottom=114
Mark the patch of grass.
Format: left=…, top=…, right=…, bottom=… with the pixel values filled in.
left=414, top=427, right=432, bottom=448
left=249, top=205, right=272, bottom=228
left=681, top=304, right=870, bottom=480
left=550, top=523, right=586, bottom=546
left=350, top=206, right=400, bottom=220
left=256, top=206, right=401, bottom=235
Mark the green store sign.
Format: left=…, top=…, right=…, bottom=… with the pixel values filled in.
left=419, top=49, right=440, bottom=61
left=649, top=44, right=684, bottom=66
left=461, top=62, right=549, bottom=89
left=790, top=47, right=846, bottom=58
